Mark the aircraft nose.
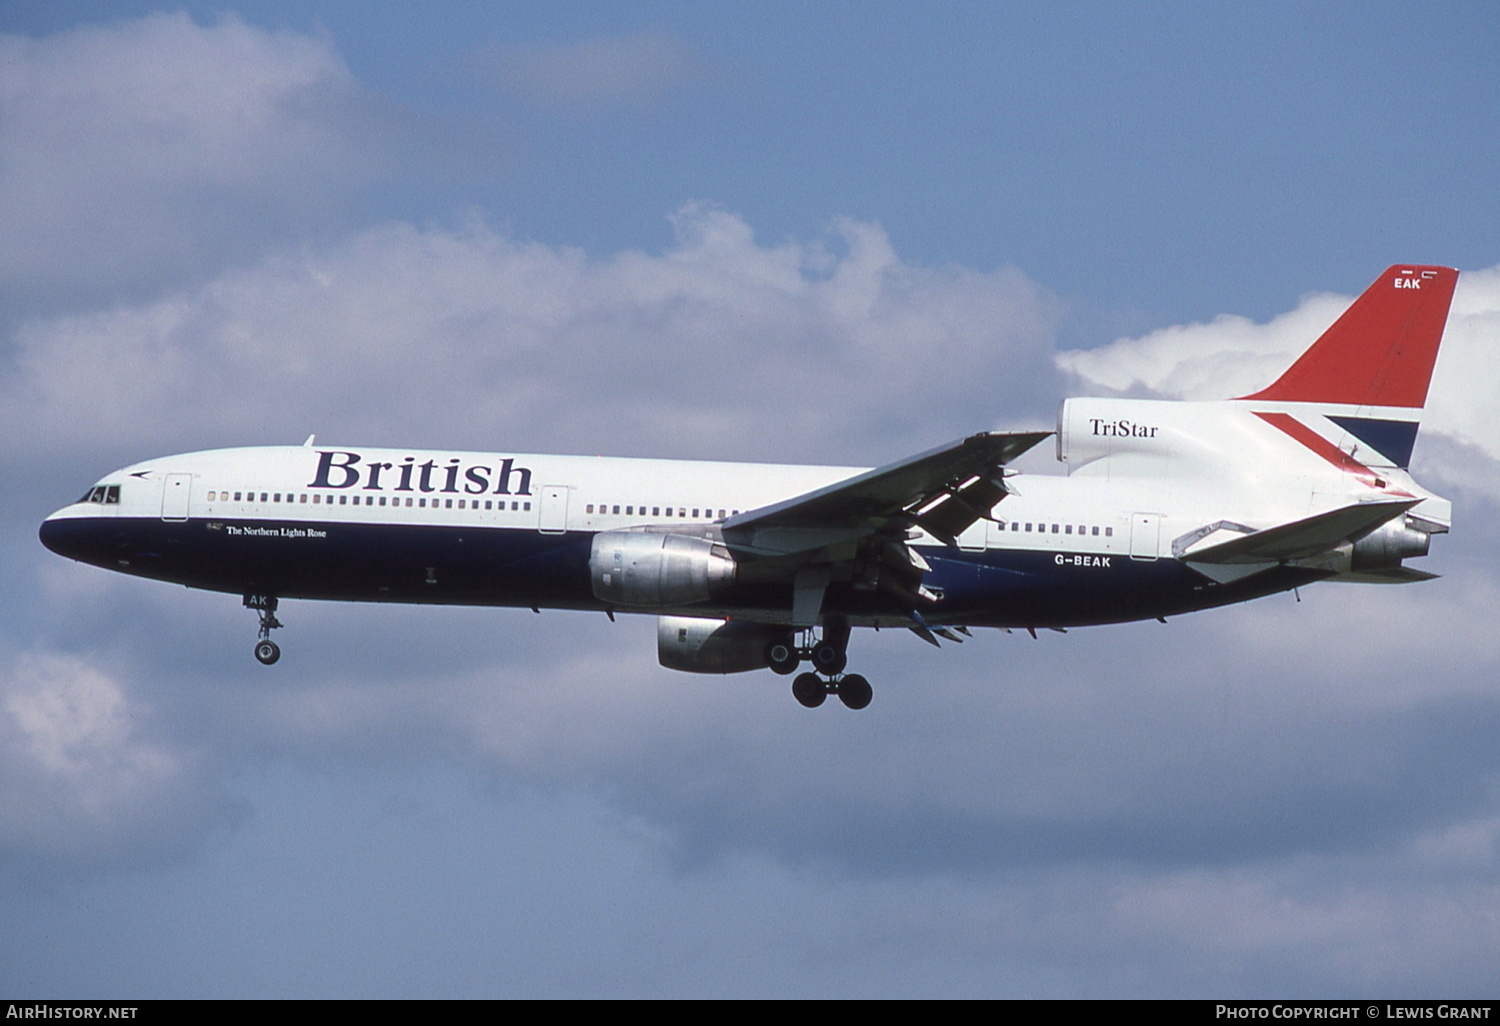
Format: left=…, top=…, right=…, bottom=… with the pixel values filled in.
left=38, top=509, right=99, bottom=562
left=39, top=511, right=74, bottom=558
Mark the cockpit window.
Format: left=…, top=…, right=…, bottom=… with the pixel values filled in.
left=78, top=484, right=121, bottom=505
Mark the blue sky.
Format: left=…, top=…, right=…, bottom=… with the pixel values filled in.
left=2, top=3, right=1499, bottom=998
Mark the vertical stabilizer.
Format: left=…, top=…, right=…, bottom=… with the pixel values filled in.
left=1239, top=265, right=1457, bottom=409
left=1237, top=265, right=1457, bottom=470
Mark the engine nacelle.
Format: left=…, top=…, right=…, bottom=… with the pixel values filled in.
left=658, top=616, right=778, bottom=674
left=590, top=531, right=736, bottom=608
left=1351, top=518, right=1431, bottom=571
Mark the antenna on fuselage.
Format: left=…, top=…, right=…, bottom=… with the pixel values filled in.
left=302, top=434, right=316, bottom=447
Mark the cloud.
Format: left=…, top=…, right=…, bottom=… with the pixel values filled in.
left=2, top=197, right=1060, bottom=868
left=490, top=29, right=706, bottom=110
left=10, top=220, right=1497, bottom=889
left=0, top=649, right=222, bottom=863
left=0, top=13, right=395, bottom=314
left=4, top=10, right=1498, bottom=998
left=1, top=203, right=1062, bottom=472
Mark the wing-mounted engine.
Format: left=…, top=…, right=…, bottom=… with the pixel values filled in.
left=590, top=530, right=736, bottom=609
left=657, top=616, right=780, bottom=674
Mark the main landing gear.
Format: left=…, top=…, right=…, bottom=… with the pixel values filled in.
left=245, top=594, right=282, bottom=665
left=766, top=619, right=871, bottom=710
left=791, top=671, right=872, bottom=710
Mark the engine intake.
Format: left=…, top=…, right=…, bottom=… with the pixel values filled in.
left=590, top=531, right=736, bottom=608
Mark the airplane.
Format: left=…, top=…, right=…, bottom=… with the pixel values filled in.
left=40, top=265, right=1457, bottom=709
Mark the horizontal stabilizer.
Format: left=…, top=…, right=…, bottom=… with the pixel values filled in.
left=1178, top=499, right=1419, bottom=565
left=1324, top=567, right=1440, bottom=585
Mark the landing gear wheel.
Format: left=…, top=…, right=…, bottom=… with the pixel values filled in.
left=246, top=594, right=283, bottom=666
left=766, top=636, right=800, bottom=676
left=810, top=641, right=847, bottom=677
left=792, top=672, right=827, bottom=708
left=837, top=673, right=872, bottom=710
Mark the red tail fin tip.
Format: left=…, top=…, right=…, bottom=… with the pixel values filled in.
left=1239, top=265, right=1458, bottom=408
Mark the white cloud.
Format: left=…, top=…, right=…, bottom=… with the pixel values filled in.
left=1055, top=292, right=1351, bottom=400
left=0, top=13, right=392, bottom=308
left=2, top=204, right=1062, bottom=469
left=0, top=650, right=210, bottom=860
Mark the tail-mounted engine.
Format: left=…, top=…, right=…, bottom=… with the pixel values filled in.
left=590, top=531, right=736, bottom=609
left=1351, top=517, right=1431, bottom=571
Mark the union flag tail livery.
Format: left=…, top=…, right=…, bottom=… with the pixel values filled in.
left=41, top=265, right=1459, bottom=709
left=1238, top=264, right=1458, bottom=471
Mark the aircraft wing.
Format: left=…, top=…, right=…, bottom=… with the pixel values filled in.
left=723, top=431, right=1051, bottom=545
left=720, top=431, right=1050, bottom=627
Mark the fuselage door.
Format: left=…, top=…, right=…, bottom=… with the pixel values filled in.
left=538, top=485, right=569, bottom=534
left=161, top=473, right=192, bottom=522
left=958, top=520, right=988, bottom=551
left=1129, top=512, right=1160, bottom=561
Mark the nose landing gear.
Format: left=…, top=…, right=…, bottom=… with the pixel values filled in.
left=245, top=594, right=282, bottom=665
